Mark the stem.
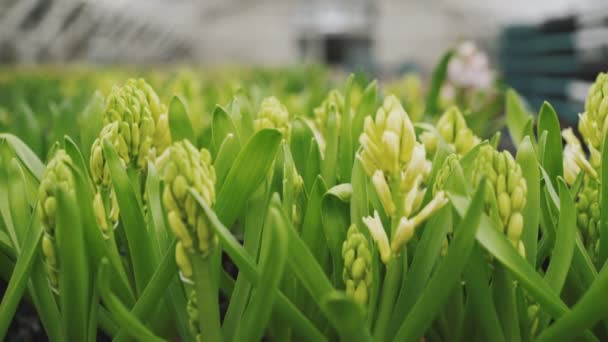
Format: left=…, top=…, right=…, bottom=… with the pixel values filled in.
left=192, top=254, right=222, bottom=342
left=373, top=257, right=402, bottom=341
left=373, top=174, right=406, bottom=340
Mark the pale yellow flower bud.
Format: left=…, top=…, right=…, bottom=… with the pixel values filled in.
left=372, top=170, right=396, bottom=216
left=37, top=149, right=75, bottom=293
left=362, top=211, right=391, bottom=264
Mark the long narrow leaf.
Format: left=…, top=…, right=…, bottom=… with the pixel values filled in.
left=215, top=128, right=281, bottom=227
left=393, top=181, right=485, bottom=342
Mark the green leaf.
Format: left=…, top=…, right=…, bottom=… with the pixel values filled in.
left=393, top=181, right=485, bottom=342
left=321, top=292, right=372, bottom=342
left=97, top=259, right=164, bottom=342
left=462, top=246, right=505, bottom=342
left=0, top=133, right=44, bottom=181
left=301, top=176, right=328, bottom=264
left=388, top=205, right=452, bottom=336
left=304, top=138, right=322, bottom=194
left=290, top=117, right=315, bottom=187
left=322, top=109, right=339, bottom=187
left=215, top=128, right=282, bottom=228
left=102, top=139, right=156, bottom=295
left=598, top=134, right=608, bottom=265
left=223, top=177, right=271, bottom=340
left=505, top=89, right=530, bottom=147
left=229, top=90, right=254, bottom=140
left=144, top=163, right=190, bottom=339
left=544, top=179, right=577, bottom=293
left=339, top=74, right=355, bottom=183
left=64, top=136, right=93, bottom=189
left=537, top=102, right=563, bottom=188
left=449, top=194, right=573, bottom=321
left=516, top=137, right=540, bottom=265
left=537, top=240, right=608, bottom=342
left=211, top=105, right=241, bottom=156
left=113, top=240, right=183, bottom=342
left=352, top=81, right=377, bottom=153
left=190, top=190, right=327, bottom=342
left=168, top=95, right=196, bottom=143
left=350, top=157, right=369, bottom=229
left=69, top=164, right=134, bottom=307
left=0, top=217, right=42, bottom=340
left=321, top=184, right=352, bottom=287
left=213, top=133, right=241, bottom=189
left=56, top=188, right=89, bottom=341
left=79, top=91, right=105, bottom=162
left=235, top=204, right=288, bottom=342
left=425, top=50, right=453, bottom=116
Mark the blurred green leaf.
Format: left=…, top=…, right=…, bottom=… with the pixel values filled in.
left=56, top=188, right=89, bottom=341
left=426, top=50, right=453, bottom=117
left=505, top=89, right=531, bottom=147
left=168, top=95, right=196, bottom=143
left=537, top=102, right=563, bottom=188
left=215, top=128, right=281, bottom=228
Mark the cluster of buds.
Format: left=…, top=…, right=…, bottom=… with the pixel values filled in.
left=433, top=154, right=460, bottom=256
left=578, top=72, right=608, bottom=168
left=562, top=74, right=608, bottom=264
left=359, top=95, right=448, bottom=263
left=254, top=96, right=291, bottom=142
left=577, top=179, right=600, bottom=260
left=38, top=149, right=75, bottom=292
left=156, top=140, right=217, bottom=281
left=342, top=225, right=372, bottom=306
left=313, top=89, right=346, bottom=138
left=472, top=145, right=527, bottom=256
left=420, top=107, right=480, bottom=157
left=89, top=79, right=170, bottom=236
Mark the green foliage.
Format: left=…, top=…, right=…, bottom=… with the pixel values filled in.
left=0, top=63, right=606, bottom=342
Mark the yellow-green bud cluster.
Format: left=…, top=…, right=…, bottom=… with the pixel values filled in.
left=359, top=95, right=447, bottom=262
left=578, top=72, right=608, bottom=167
left=472, top=145, right=527, bottom=256
left=576, top=177, right=600, bottom=262
left=156, top=140, right=216, bottom=280
left=432, top=154, right=460, bottom=256
left=433, top=154, right=460, bottom=196
left=420, top=107, right=480, bottom=157
left=314, top=89, right=346, bottom=137
left=255, top=96, right=291, bottom=141
left=342, top=225, right=372, bottom=306
left=90, top=78, right=167, bottom=179
left=359, top=95, right=418, bottom=176
left=37, top=149, right=75, bottom=292
left=89, top=79, right=170, bottom=236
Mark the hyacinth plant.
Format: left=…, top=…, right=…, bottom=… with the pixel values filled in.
left=2, top=59, right=608, bottom=342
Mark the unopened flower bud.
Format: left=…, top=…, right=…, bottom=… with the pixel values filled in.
left=37, top=149, right=75, bottom=293
left=372, top=170, right=396, bottom=216
left=342, top=225, right=372, bottom=306
left=362, top=211, right=391, bottom=264
left=157, top=140, right=217, bottom=262
left=255, top=96, right=291, bottom=141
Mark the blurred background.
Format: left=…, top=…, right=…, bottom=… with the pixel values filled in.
left=1, top=0, right=608, bottom=122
